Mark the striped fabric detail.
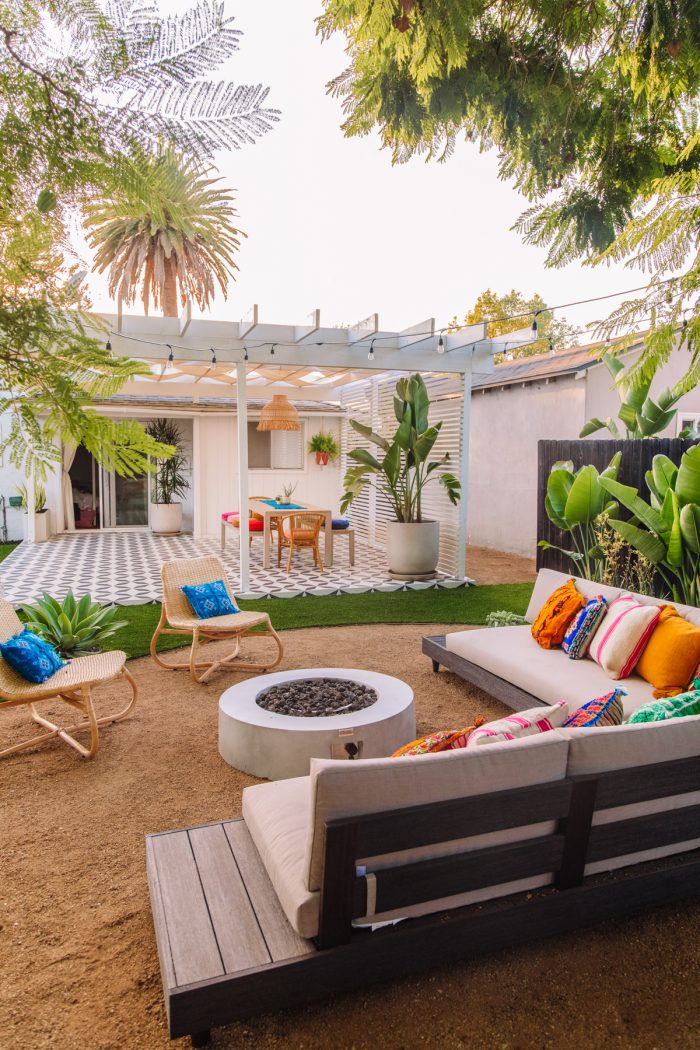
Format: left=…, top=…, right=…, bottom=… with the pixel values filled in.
left=562, top=596, right=608, bottom=659
left=467, top=700, right=569, bottom=747
left=563, top=689, right=626, bottom=728
left=588, top=596, right=661, bottom=680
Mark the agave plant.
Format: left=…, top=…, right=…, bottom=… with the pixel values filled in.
left=599, top=446, right=700, bottom=605
left=23, top=592, right=129, bottom=657
left=539, top=453, right=621, bottom=581
left=580, top=353, right=684, bottom=439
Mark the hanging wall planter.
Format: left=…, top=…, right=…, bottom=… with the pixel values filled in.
left=308, top=431, right=339, bottom=467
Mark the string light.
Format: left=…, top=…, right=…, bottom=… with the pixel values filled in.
left=105, top=338, right=112, bottom=351
left=270, top=343, right=275, bottom=357
left=531, top=310, right=540, bottom=333
left=210, top=347, right=217, bottom=365
left=368, top=338, right=375, bottom=361
left=164, top=344, right=174, bottom=373
left=437, top=334, right=445, bottom=354
left=243, top=346, right=249, bottom=361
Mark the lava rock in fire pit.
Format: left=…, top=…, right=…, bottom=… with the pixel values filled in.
left=255, top=677, right=378, bottom=717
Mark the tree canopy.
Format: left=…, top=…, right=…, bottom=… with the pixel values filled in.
left=318, top=0, right=700, bottom=381
left=451, top=288, right=580, bottom=359
left=0, top=0, right=277, bottom=477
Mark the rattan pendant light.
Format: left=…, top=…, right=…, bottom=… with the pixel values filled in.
left=257, top=394, right=301, bottom=432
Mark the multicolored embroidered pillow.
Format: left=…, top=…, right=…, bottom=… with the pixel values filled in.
left=0, top=627, right=65, bottom=683
left=635, top=606, right=700, bottom=698
left=466, top=701, right=569, bottom=747
left=392, top=721, right=484, bottom=757
left=181, top=580, right=238, bottom=618
left=563, top=688, right=626, bottom=728
left=530, top=580, right=584, bottom=650
left=588, top=595, right=660, bottom=679
left=627, top=680, right=700, bottom=723
left=562, top=596, right=608, bottom=659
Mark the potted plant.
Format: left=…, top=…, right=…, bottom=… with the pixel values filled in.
left=341, top=374, right=460, bottom=578
left=17, top=483, right=50, bottom=542
left=145, top=419, right=189, bottom=535
left=308, top=431, right=339, bottom=466
left=275, top=482, right=297, bottom=506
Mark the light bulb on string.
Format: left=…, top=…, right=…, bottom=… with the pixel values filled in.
left=106, top=337, right=112, bottom=351
left=368, top=339, right=375, bottom=361
left=243, top=346, right=249, bottom=361
left=164, top=344, right=174, bottom=374
left=437, top=333, right=445, bottom=354
left=531, top=311, right=540, bottom=334
left=270, top=343, right=275, bottom=357
left=210, top=347, right=217, bottom=365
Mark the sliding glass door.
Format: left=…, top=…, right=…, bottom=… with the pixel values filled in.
left=100, top=468, right=149, bottom=528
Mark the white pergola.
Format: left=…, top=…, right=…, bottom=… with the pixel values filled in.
left=27, top=306, right=534, bottom=591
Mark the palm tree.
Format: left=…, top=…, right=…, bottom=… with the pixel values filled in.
left=83, top=146, right=244, bottom=316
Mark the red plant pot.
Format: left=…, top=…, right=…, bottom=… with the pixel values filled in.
left=315, top=451, right=330, bottom=466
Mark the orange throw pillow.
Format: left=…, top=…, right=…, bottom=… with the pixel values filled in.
left=635, top=605, right=700, bottom=698
left=531, top=579, right=584, bottom=650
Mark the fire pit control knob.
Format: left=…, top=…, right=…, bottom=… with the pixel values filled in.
left=345, top=742, right=359, bottom=760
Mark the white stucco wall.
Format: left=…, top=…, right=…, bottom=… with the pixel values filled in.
left=468, top=374, right=586, bottom=557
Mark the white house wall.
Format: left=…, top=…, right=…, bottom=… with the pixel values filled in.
left=468, top=375, right=585, bottom=556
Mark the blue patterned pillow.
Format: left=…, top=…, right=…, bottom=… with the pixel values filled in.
left=181, top=580, right=238, bottom=619
left=0, top=627, right=65, bottom=683
left=562, top=596, right=608, bottom=659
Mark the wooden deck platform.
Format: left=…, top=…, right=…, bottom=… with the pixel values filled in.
left=146, top=819, right=315, bottom=1043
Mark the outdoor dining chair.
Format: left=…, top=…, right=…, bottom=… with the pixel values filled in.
left=0, top=600, right=137, bottom=759
left=150, top=555, right=283, bottom=684
left=277, top=513, right=325, bottom=574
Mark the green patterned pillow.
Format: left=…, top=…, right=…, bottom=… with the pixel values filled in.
left=627, top=679, right=700, bottom=723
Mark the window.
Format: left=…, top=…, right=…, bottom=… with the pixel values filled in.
left=677, top=413, right=700, bottom=436
left=247, top=421, right=305, bottom=469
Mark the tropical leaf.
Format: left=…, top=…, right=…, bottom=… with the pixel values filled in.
left=607, top=519, right=667, bottom=564
left=675, top=444, right=700, bottom=507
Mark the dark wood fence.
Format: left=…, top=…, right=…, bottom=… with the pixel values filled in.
left=536, top=438, right=696, bottom=574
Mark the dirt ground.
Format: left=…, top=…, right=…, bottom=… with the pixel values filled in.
left=466, top=545, right=537, bottom=585
left=1, top=623, right=698, bottom=1050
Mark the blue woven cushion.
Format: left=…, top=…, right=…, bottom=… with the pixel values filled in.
left=181, top=580, right=238, bottom=619
left=562, top=596, right=608, bottom=659
left=0, top=627, right=66, bottom=683
left=332, top=518, right=350, bottom=530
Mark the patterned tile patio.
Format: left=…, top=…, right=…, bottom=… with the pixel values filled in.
left=0, top=532, right=468, bottom=605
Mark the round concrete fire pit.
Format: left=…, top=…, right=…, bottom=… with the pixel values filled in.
left=218, top=667, right=415, bottom=780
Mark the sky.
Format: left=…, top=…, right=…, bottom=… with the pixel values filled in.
left=85, top=0, right=639, bottom=339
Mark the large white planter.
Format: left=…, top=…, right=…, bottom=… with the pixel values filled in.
left=150, top=503, right=182, bottom=535
left=386, top=520, right=440, bottom=579
left=22, top=511, right=50, bottom=543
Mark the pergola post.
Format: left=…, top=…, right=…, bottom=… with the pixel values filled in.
left=455, top=354, right=473, bottom=580
left=236, top=360, right=250, bottom=593
left=26, top=470, right=37, bottom=544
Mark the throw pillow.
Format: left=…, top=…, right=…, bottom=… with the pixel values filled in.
left=181, top=580, right=239, bottom=619
left=635, top=605, right=700, bottom=698
left=627, top=681, right=700, bottom=723
left=466, top=701, right=569, bottom=746
left=0, top=627, right=65, bottom=683
left=588, top=595, right=661, bottom=679
left=392, top=720, right=484, bottom=757
left=530, top=580, right=584, bottom=650
left=562, top=596, right=608, bottom=659
left=331, top=518, right=350, bottom=530
left=563, top=688, right=626, bottom=728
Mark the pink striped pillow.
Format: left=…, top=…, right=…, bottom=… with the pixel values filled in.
left=587, top=595, right=661, bottom=679
left=467, top=701, right=569, bottom=747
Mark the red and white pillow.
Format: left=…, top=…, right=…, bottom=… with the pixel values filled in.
left=466, top=701, right=569, bottom=747
left=587, top=595, right=660, bottom=680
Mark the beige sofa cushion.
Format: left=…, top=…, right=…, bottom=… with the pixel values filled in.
left=556, top=716, right=700, bottom=873
left=242, top=775, right=319, bottom=940
left=445, top=625, right=654, bottom=717
left=526, top=568, right=700, bottom=628
left=304, top=732, right=569, bottom=892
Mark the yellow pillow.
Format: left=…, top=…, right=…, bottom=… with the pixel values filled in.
left=636, top=605, right=700, bottom=698
left=530, top=579, right=584, bottom=650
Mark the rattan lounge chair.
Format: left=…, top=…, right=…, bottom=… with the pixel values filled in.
left=0, top=601, right=137, bottom=759
left=150, top=556, right=283, bottom=684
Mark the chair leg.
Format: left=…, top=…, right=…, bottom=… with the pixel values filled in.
left=28, top=685, right=100, bottom=758
left=287, top=542, right=293, bottom=574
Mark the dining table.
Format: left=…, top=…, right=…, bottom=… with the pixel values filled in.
left=247, top=498, right=334, bottom=570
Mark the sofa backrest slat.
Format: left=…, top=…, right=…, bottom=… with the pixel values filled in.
left=351, top=834, right=565, bottom=918
left=587, top=804, right=700, bottom=865
left=347, top=779, right=572, bottom=858
left=593, top=756, right=700, bottom=809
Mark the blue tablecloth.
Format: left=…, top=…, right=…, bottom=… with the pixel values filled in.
left=260, top=499, right=305, bottom=511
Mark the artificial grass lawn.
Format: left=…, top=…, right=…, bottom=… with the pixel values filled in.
left=114, top=583, right=534, bottom=660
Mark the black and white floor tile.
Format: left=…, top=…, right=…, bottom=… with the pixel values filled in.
left=0, top=532, right=469, bottom=606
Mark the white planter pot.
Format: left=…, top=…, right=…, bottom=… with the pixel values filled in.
left=150, top=503, right=183, bottom=535
left=22, top=511, right=50, bottom=543
left=386, top=520, right=440, bottom=579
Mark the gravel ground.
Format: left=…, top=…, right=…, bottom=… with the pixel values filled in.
left=0, top=622, right=698, bottom=1050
